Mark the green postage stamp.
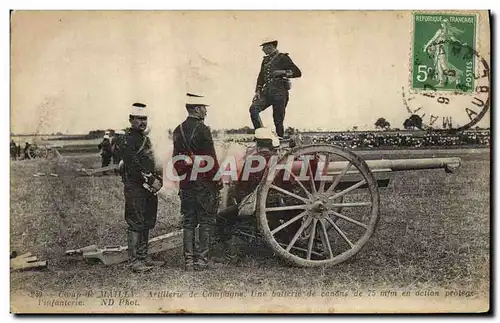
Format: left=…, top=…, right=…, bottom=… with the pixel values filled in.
left=412, top=13, right=477, bottom=92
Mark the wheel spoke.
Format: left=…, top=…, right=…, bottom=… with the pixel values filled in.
left=318, top=154, right=330, bottom=193
left=329, top=210, right=368, bottom=229
left=307, top=219, right=318, bottom=260
left=286, top=217, right=312, bottom=252
left=318, top=220, right=334, bottom=259
left=265, top=204, right=308, bottom=212
left=284, top=168, right=312, bottom=198
left=325, top=162, right=352, bottom=193
left=278, top=242, right=323, bottom=257
left=329, top=202, right=372, bottom=208
left=271, top=210, right=308, bottom=235
left=270, top=184, right=309, bottom=203
left=307, top=160, right=317, bottom=194
left=329, top=179, right=366, bottom=200
left=326, top=217, right=354, bottom=248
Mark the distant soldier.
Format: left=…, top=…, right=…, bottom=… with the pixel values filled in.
left=10, top=140, right=17, bottom=160
left=121, top=102, right=164, bottom=273
left=172, top=93, right=222, bottom=271
left=97, top=134, right=113, bottom=173
left=249, top=38, right=302, bottom=138
left=111, top=130, right=124, bottom=175
left=23, top=142, right=31, bottom=159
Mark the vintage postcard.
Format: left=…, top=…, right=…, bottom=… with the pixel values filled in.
left=10, top=10, right=490, bottom=314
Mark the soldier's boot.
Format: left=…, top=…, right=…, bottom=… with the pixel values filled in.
left=127, top=229, right=139, bottom=263
left=195, top=226, right=211, bottom=271
left=140, top=230, right=165, bottom=267
left=128, top=230, right=153, bottom=273
left=183, top=229, right=195, bottom=271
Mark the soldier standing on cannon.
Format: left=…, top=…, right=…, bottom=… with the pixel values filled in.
left=172, top=93, right=222, bottom=271
left=249, top=38, right=302, bottom=138
left=121, top=102, right=164, bottom=273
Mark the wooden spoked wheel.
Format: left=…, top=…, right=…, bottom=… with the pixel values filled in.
left=257, top=144, right=380, bottom=267
left=27, top=145, right=49, bottom=159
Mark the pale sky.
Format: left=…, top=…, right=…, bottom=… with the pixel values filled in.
left=11, top=10, right=491, bottom=135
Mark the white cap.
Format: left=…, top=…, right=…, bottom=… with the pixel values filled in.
left=260, top=37, right=278, bottom=46
left=255, top=127, right=280, bottom=147
left=130, top=102, right=147, bottom=117
left=103, top=134, right=110, bottom=139
left=186, top=93, right=209, bottom=106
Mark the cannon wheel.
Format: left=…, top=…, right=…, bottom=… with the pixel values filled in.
left=27, top=145, right=49, bottom=159
left=257, top=144, right=380, bottom=267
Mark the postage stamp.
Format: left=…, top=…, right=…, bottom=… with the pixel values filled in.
left=411, top=13, right=478, bottom=92
left=405, top=11, right=490, bottom=131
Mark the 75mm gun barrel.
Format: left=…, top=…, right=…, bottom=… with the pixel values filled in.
left=288, top=157, right=461, bottom=176
left=363, top=157, right=461, bottom=173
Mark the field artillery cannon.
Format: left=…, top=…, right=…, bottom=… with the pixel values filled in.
left=66, top=141, right=462, bottom=268
left=215, top=143, right=461, bottom=267
left=22, top=143, right=63, bottom=160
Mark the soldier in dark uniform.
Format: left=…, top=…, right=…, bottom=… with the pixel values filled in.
left=121, top=102, right=163, bottom=273
left=215, top=127, right=280, bottom=263
left=172, top=93, right=222, bottom=271
left=111, top=131, right=124, bottom=175
left=23, top=142, right=31, bottom=160
left=249, top=38, right=302, bottom=138
left=97, top=134, right=113, bottom=173
left=10, top=140, right=17, bottom=160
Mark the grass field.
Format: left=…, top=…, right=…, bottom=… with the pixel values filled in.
left=9, top=148, right=490, bottom=309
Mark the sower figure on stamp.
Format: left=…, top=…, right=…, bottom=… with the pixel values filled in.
left=249, top=38, right=302, bottom=138
left=423, top=19, right=467, bottom=87
left=121, top=103, right=164, bottom=273
left=172, top=93, right=222, bottom=271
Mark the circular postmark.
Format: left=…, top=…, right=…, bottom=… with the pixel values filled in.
left=403, top=39, right=490, bottom=131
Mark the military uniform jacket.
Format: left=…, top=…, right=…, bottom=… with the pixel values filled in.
left=98, top=138, right=112, bottom=156
left=121, top=128, right=157, bottom=183
left=255, top=51, right=302, bottom=92
left=172, top=116, right=220, bottom=189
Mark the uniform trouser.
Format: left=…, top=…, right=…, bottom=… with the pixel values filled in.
left=249, top=88, right=289, bottom=137
left=112, top=154, right=121, bottom=175
left=180, top=182, right=219, bottom=267
left=216, top=205, right=239, bottom=261
left=101, top=154, right=112, bottom=168
left=124, top=181, right=158, bottom=261
left=112, top=153, right=121, bottom=165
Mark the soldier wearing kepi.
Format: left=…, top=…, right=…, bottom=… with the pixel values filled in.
left=249, top=38, right=302, bottom=138
left=121, top=102, right=164, bottom=273
left=98, top=134, right=113, bottom=174
left=172, top=93, right=222, bottom=271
